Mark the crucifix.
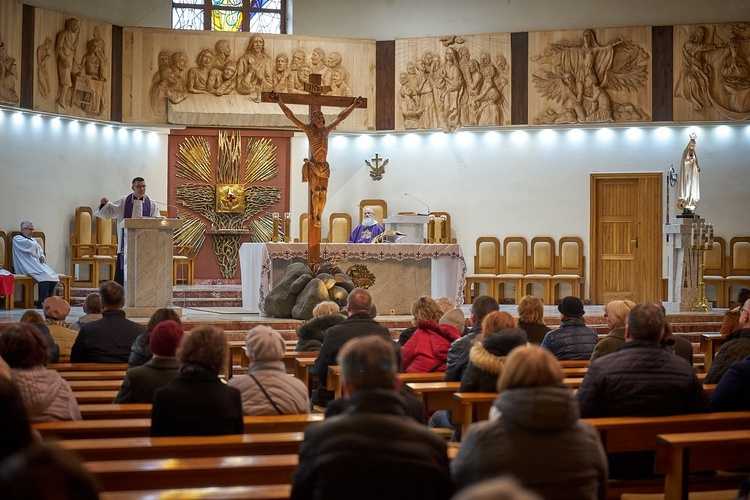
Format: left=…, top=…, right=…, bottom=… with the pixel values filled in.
left=262, top=74, right=366, bottom=266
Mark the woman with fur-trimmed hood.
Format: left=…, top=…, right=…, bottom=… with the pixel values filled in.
left=459, top=327, right=528, bottom=393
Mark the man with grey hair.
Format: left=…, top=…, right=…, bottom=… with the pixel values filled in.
left=348, top=206, right=385, bottom=243
left=292, top=335, right=451, bottom=500
left=311, top=288, right=391, bottom=408
left=12, top=220, right=59, bottom=308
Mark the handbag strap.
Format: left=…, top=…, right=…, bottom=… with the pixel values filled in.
left=248, top=373, right=283, bottom=415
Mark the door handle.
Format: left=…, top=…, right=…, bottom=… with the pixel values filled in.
left=631, top=238, right=638, bottom=248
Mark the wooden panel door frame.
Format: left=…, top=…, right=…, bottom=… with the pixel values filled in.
left=590, top=173, right=663, bottom=305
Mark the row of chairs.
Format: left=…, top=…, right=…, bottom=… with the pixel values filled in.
left=0, top=231, right=71, bottom=309
left=702, top=236, right=750, bottom=308
left=465, top=236, right=585, bottom=305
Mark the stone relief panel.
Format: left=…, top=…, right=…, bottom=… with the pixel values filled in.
left=529, top=27, right=652, bottom=125
left=0, top=0, right=22, bottom=105
left=395, top=33, right=511, bottom=132
left=33, top=8, right=111, bottom=119
left=673, top=22, right=750, bottom=121
left=123, top=28, right=375, bottom=130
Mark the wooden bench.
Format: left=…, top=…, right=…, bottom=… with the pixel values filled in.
left=283, top=351, right=318, bottom=374
left=100, top=484, right=291, bottom=499
left=34, top=414, right=324, bottom=440
left=328, top=366, right=445, bottom=399
left=86, top=454, right=298, bottom=491
left=655, top=429, right=750, bottom=500
left=74, top=390, right=119, bottom=404
left=61, top=371, right=127, bottom=381
left=50, top=363, right=129, bottom=371
left=294, top=357, right=317, bottom=395
left=79, top=404, right=152, bottom=419
left=68, top=380, right=123, bottom=391
left=700, top=333, right=726, bottom=373
left=58, top=432, right=304, bottom=461
left=405, top=381, right=461, bottom=413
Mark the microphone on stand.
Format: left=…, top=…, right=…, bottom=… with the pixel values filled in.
left=151, top=200, right=180, bottom=217
left=404, top=193, right=430, bottom=215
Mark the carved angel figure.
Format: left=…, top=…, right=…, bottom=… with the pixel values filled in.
left=0, top=40, right=20, bottom=104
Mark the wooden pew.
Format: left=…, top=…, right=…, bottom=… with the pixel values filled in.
left=86, top=454, right=298, bottom=491
left=101, top=484, right=291, bottom=499
left=34, top=414, right=324, bottom=440
left=61, top=371, right=126, bottom=381
left=328, top=366, right=445, bottom=399
left=68, top=380, right=123, bottom=391
left=283, top=351, right=318, bottom=374
left=655, top=429, right=750, bottom=500
left=74, top=390, right=119, bottom=404
left=559, top=359, right=589, bottom=368
left=79, top=404, right=152, bottom=419
left=58, top=432, right=304, bottom=461
left=405, top=381, right=460, bottom=413
left=294, top=357, right=317, bottom=394
left=700, top=333, right=726, bottom=373
left=50, top=363, right=129, bottom=372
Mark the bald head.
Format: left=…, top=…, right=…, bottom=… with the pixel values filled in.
left=347, top=288, right=372, bottom=315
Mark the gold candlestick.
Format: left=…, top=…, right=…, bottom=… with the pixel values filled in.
left=272, top=212, right=280, bottom=242
left=283, top=212, right=291, bottom=243
left=427, top=215, right=435, bottom=243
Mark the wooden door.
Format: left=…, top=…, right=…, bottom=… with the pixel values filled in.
left=590, top=173, right=662, bottom=304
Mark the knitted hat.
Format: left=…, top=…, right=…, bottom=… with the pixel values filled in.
left=149, top=320, right=184, bottom=357
left=482, top=328, right=528, bottom=356
left=558, top=296, right=585, bottom=317
left=245, top=325, right=286, bottom=362
left=440, top=308, right=466, bottom=334
left=43, top=296, right=70, bottom=320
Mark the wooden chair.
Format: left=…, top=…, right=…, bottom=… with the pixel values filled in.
left=550, top=236, right=585, bottom=304
left=294, top=213, right=309, bottom=243
left=724, top=237, right=750, bottom=306
left=327, top=212, right=352, bottom=243
left=359, top=199, right=387, bottom=224
left=431, top=211, right=455, bottom=243
left=71, top=206, right=100, bottom=287
left=464, top=237, right=500, bottom=303
left=703, top=236, right=727, bottom=307
left=173, top=245, right=195, bottom=285
left=522, top=237, right=555, bottom=304
left=95, top=217, right=118, bottom=282
left=0, top=231, right=14, bottom=309
left=495, top=237, right=527, bottom=304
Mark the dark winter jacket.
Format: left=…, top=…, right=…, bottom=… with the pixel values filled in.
left=294, top=314, right=345, bottom=352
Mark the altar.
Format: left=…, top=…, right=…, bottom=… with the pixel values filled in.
left=239, top=243, right=466, bottom=315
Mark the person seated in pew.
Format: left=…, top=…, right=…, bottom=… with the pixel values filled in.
left=68, top=292, right=102, bottom=333
left=150, top=326, right=243, bottom=437
left=0, top=324, right=81, bottom=422
left=0, top=355, right=9, bottom=381
left=516, top=295, right=550, bottom=345
left=720, top=288, right=750, bottom=337
left=706, top=298, right=750, bottom=384
left=295, top=301, right=345, bottom=352
left=128, top=307, right=183, bottom=367
left=444, top=295, right=500, bottom=382
left=401, top=304, right=462, bottom=373
left=43, top=296, right=76, bottom=359
left=435, top=296, right=456, bottom=314
left=291, top=335, right=452, bottom=500
left=114, top=320, right=183, bottom=404
left=228, top=325, right=309, bottom=416
left=710, top=354, right=750, bottom=411
left=451, top=345, right=607, bottom=499
left=19, top=310, right=59, bottom=364
left=541, top=296, right=598, bottom=361
left=588, top=299, right=635, bottom=364
left=659, top=304, right=694, bottom=366
left=451, top=476, right=542, bottom=500
left=0, top=377, right=35, bottom=462
left=398, top=296, right=446, bottom=346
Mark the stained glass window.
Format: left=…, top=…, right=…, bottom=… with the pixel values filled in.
left=173, top=0, right=287, bottom=33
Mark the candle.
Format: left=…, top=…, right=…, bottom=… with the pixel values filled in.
left=272, top=212, right=280, bottom=242
left=428, top=215, right=435, bottom=242
left=284, top=212, right=291, bottom=242
left=707, top=223, right=714, bottom=246
left=698, top=223, right=705, bottom=250
left=690, top=223, right=696, bottom=248
left=440, top=215, right=447, bottom=242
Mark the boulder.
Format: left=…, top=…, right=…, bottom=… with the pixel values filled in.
left=264, top=262, right=312, bottom=318
left=292, top=278, right=331, bottom=320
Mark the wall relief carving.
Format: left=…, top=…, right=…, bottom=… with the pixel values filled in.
left=0, top=38, right=19, bottom=104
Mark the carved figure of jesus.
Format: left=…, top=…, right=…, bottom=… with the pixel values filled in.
left=268, top=91, right=362, bottom=227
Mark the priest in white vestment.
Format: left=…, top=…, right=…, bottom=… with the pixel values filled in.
left=12, top=220, right=59, bottom=308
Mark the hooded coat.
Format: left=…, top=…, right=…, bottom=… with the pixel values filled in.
left=401, top=320, right=460, bottom=373
left=295, top=313, right=345, bottom=352
left=451, top=385, right=608, bottom=499
left=458, top=328, right=528, bottom=393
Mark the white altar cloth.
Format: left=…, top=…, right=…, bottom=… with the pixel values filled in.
left=239, top=243, right=466, bottom=314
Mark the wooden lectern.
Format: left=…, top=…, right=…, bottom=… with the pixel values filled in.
left=123, top=218, right=182, bottom=318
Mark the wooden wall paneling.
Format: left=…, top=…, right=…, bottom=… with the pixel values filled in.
left=111, top=25, right=123, bottom=122
left=652, top=26, right=673, bottom=122
left=528, top=27, right=652, bottom=125
left=511, top=31, right=528, bottom=125
left=20, top=4, right=34, bottom=108
left=376, top=40, right=395, bottom=130
left=0, top=0, right=23, bottom=107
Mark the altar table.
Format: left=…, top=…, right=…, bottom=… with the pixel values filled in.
left=239, top=243, right=466, bottom=315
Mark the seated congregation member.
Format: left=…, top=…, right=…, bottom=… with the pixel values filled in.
left=19, top=310, right=59, bottom=364
left=291, top=335, right=452, bottom=500
left=541, top=296, right=598, bottom=360
left=348, top=205, right=384, bottom=244
left=720, top=288, right=750, bottom=337
left=11, top=220, right=59, bottom=308
left=444, top=295, right=499, bottom=382
left=68, top=293, right=102, bottom=332
left=516, top=295, right=550, bottom=345
left=70, top=281, right=145, bottom=363
left=577, top=302, right=710, bottom=479
left=311, top=288, right=391, bottom=408
left=401, top=306, right=462, bottom=373
left=0, top=324, right=81, bottom=422
left=710, top=354, right=750, bottom=411
left=0, top=377, right=35, bottom=462
left=451, top=345, right=607, bottom=499
left=589, top=299, right=635, bottom=363
left=705, top=298, right=750, bottom=384
left=0, top=355, right=9, bottom=380
left=229, top=325, right=309, bottom=415
left=660, top=305, right=694, bottom=366
left=43, top=296, right=76, bottom=359
left=398, top=296, right=445, bottom=346
left=128, top=307, right=182, bottom=367
left=151, top=326, right=243, bottom=437
left=435, top=296, right=456, bottom=313
left=452, top=476, right=542, bottom=500
left=113, top=320, right=183, bottom=404
left=459, top=325, right=527, bottom=393
left=295, top=300, right=344, bottom=351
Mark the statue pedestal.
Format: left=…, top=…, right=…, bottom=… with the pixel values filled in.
left=663, top=217, right=710, bottom=313
left=383, top=214, right=430, bottom=244
left=123, top=218, right=182, bottom=318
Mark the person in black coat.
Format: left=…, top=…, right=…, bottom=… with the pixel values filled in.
left=151, top=325, right=243, bottom=437
left=295, top=301, right=345, bottom=351
left=311, top=288, right=392, bottom=407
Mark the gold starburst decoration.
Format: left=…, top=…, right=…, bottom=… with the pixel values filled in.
left=174, top=131, right=282, bottom=278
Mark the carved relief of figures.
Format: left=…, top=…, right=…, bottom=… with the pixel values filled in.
left=395, top=34, right=510, bottom=132
left=55, top=17, right=80, bottom=108
left=36, top=37, right=53, bottom=99
left=236, top=34, right=273, bottom=100
left=674, top=23, right=750, bottom=121
left=272, top=54, right=292, bottom=92
left=149, top=50, right=188, bottom=115
left=530, top=28, right=651, bottom=125
left=188, top=49, right=214, bottom=94
left=0, top=39, right=20, bottom=104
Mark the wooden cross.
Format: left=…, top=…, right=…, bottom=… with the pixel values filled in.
left=261, top=74, right=367, bottom=266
